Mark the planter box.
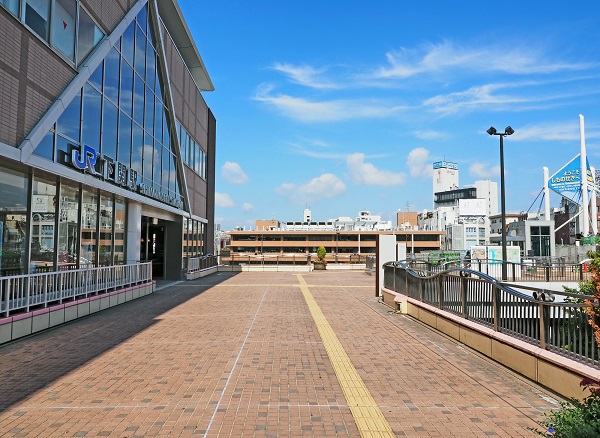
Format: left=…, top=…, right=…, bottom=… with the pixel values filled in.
left=313, top=263, right=327, bottom=270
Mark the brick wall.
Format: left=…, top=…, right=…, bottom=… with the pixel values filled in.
left=0, top=8, right=75, bottom=147
left=81, top=0, right=132, bottom=35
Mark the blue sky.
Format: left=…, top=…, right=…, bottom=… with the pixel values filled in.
left=179, top=0, right=600, bottom=231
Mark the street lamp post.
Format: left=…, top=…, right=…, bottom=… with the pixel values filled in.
left=487, top=126, right=514, bottom=281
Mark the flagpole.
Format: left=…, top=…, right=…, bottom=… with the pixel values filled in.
left=580, top=114, right=589, bottom=237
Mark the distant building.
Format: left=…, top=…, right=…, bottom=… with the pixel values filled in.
left=224, top=209, right=444, bottom=262
left=432, top=161, right=459, bottom=206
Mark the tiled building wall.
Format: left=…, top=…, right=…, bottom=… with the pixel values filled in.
left=160, top=21, right=211, bottom=221
left=0, top=8, right=76, bottom=147
left=81, top=0, right=133, bottom=34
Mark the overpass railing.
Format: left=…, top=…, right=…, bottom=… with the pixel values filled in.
left=1, top=262, right=152, bottom=318
left=383, top=261, right=599, bottom=368
left=187, top=254, right=219, bottom=272
left=405, top=257, right=592, bottom=283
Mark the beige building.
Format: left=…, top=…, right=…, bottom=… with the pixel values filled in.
left=226, top=229, right=445, bottom=264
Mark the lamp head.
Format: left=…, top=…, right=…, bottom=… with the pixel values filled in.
left=486, top=126, right=497, bottom=135
left=504, top=126, right=514, bottom=136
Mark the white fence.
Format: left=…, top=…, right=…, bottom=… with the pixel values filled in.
left=1, top=263, right=152, bottom=317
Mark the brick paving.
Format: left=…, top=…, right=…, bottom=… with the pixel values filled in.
left=0, top=271, right=562, bottom=437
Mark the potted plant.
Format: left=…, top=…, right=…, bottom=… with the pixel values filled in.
left=313, top=246, right=327, bottom=270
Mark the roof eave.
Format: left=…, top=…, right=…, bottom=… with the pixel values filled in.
left=157, top=0, right=215, bottom=91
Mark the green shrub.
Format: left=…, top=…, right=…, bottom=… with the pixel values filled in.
left=316, top=246, right=327, bottom=263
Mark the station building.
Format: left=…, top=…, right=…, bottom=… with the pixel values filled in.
left=0, top=0, right=216, bottom=280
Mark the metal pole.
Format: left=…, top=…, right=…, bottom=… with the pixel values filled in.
left=500, top=134, right=508, bottom=281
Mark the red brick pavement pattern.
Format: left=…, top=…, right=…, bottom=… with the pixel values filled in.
left=0, top=271, right=560, bottom=437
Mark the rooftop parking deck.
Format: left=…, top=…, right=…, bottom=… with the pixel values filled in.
left=0, top=271, right=562, bottom=437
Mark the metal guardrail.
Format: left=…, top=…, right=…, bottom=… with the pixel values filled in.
left=383, top=261, right=600, bottom=368
left=406, top=258, right=592, bottom=282
left=187, top=255, right=219, bottom=272
left=0, top=262, right=152, bottom=318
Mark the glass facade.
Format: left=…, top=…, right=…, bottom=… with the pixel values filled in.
left=177, top=121, right=207, bottom=179
left=0, top=0, right=103, bottom=64
left=32, top=4, right=184, bottom=210
left=0, top=165, right=28, bottom=276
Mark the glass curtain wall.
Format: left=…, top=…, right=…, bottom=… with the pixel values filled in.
left=80, top=188, right=98, bottom=268
left=0, top=166, right=28, bottom=276
left=32, top=4, right=183, bottom=211
left=31, top=176, right=57, bottom=272
left=57, top=183, right=79, bottom=269
left=114, top=197, right=125, bottom=264
left=99, top=194, right=114, bottom=266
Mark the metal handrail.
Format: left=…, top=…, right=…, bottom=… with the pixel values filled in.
left=383, top=261, right=600, bottom=368
left=0, top=262, right=152, bottom=318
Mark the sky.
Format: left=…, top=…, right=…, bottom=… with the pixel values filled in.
left=178, top=0, right=600, bottom=231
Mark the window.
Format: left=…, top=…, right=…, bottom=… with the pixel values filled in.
left=0, top=0, right=19, bottom=16
left=24, top=0, right=50, bottom=40
left=77, top=6, right=102, bottom=62
left=51, top=0, right=76, bottom=60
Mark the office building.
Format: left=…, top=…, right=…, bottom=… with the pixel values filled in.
left=0, top=0, right=216, bottom=280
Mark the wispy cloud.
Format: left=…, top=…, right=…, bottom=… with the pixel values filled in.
left=271, top=63, right=340, bottom=89
left=215, top=192, right=235, bottom=208
left=242, top=202, right=254, bottom=212
left=375, top=41, right=594, bottom=79
left=276, top=174, right=347, bottom=203
left=511, top=120, right=599, bottom=142
left=222, top=161, right=249, bottom=184
left=407, top=148, right=432, bottom=178
left=254, top=84, right=408, bottom=122
left=346, top=153, right=405, bottom=186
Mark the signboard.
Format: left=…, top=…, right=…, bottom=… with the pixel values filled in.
left=433, top=161, right=458, bottom=170
left=458, top=198, right=486, bottom=216
left=470, top=245, right=520, bottom=264
left=69, top=144, right=184, bottom=210
left=548, top=154, right=594, bottom=200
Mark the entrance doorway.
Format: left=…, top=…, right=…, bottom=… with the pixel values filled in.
left=141, top=216, right=165, bottom=279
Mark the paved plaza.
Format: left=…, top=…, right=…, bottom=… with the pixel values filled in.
left=0, top=271, right=562, bottom=437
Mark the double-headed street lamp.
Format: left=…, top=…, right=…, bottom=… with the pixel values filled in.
left=487, top=125, right=514, bottom=281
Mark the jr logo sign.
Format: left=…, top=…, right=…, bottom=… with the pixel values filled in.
left=72, top=144, right=98, bottom=174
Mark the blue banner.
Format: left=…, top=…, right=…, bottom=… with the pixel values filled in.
left=548, top=155, right=594, bottom=200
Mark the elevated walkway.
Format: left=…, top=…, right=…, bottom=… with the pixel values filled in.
left=0, top=271, right=562, bottom=436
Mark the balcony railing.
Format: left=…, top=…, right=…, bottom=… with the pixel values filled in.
left=1, top=262, right=152, bottom=318
left=383, top=261, right=600, bottom=368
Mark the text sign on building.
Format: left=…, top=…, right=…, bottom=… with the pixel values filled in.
left=70, top=144, right=183, bottom=209
left=433, top=161, right=458, bottom=170
left=548, top=155, right=594, bottom=198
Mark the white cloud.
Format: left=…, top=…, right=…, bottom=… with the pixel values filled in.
left=469, top=162, right=501, bottom=179
left=222, top=161, right=249, bottom=184
left=271, top=63, right=339, bottom=89
left=510, top=120, right=599, bottom=142
left=346, top=153, right=406, bottom=186
left=254, top=84, right=408, bottom=122
left=242, top=202, right=254, bottom=212
left=407, top=148, right=432, bottom=178
left=375, top=41, right=593, bottom=79
left=215, top=192, right=235, bottom=208
left=276, top=174, right=346, bottom=203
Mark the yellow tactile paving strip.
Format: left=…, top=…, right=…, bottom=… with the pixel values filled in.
left=296, top=274, right=395, bottom=438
